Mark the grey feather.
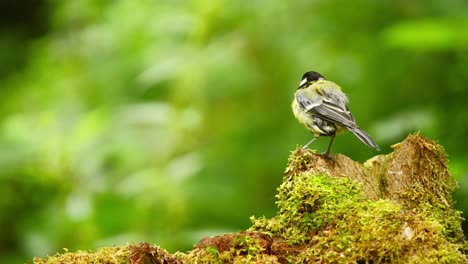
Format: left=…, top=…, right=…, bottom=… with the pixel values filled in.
left=349, top=127, right=381, bottom=150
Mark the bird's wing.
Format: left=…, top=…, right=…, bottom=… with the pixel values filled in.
left=296, top=90, right=356, bottom=129
left=296, top=91, right=322, bottom=110
left=312, top=99, right=356, bottom=128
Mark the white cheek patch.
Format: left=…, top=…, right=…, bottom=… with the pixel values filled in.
left=299, top=78, right=307, bottom=87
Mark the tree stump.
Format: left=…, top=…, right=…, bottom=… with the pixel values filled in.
left=33, top=134, right=467, bottom=264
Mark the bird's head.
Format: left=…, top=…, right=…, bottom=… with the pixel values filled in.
left=298, top=71, right=325, bottom=89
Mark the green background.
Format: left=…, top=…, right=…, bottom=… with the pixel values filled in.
left=0, top=1, right=467, bottom=263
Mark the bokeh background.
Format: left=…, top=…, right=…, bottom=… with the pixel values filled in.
left=0, top=0, right=467, bottom=263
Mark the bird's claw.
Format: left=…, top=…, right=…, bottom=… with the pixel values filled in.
left=321, top=152, right=334, bottom=161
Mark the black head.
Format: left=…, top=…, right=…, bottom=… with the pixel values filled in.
left=298, top=71, right=325, bottom=88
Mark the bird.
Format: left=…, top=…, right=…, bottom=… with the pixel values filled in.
left=292, top=71, right=380, bottom=156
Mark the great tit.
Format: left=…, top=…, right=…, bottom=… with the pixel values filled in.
left=292, top=71, right=380, bottom=156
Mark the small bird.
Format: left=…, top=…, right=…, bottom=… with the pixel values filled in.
left=292, top=71, right=380, bottom=156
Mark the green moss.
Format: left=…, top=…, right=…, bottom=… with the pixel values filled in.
left=182, top=234, right=280, bottom=264
left=398, top=184, right=465, bottom=247
left=391, top=134, right=466, bottom=249
left=33, top=243, right=180, bottom=264
left=183, top=250, right=280, bottom=264
left=250, top=171, right=466, bottom=263
left=33, top=246, right=133, bottom=264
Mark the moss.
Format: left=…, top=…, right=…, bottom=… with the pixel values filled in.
left=183, top=233, right=280, bottom=264
left=33, top=243, right=181, bottom=264
left=398, top=184, right=465, bottom=247
left=387, top=134, right=466, bottom=248
left=33, top=134, right=467, bottom=263
left=250, top=156, right=466, bottom=263
left=182, top=249, right=280, bottom=264
left=33, top=246, right=132, bottom=264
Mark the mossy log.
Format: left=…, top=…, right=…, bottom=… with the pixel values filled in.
left=33, top=134, right=467, bottom=264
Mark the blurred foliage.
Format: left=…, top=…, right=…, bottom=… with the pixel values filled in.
left=0, top=0, right=467, bottom=263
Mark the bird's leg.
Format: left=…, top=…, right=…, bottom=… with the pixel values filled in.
left=324, top=133, right=336, bottom=157
left=302, top=136, right=319, bottom=150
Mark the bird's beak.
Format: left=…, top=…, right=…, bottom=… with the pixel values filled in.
left=299, top=78, right=307, bottom=87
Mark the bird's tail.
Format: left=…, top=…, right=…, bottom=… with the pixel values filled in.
left=349, top=127, right=380, bottom=151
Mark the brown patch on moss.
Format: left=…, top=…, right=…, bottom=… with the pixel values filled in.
left=130, top=242, right=181, bottom=264
left=195, top=231, right=272, bottom=255
left=270, top=238, right=305, bottom=263
left=186, top=231, right=281, bottom=263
